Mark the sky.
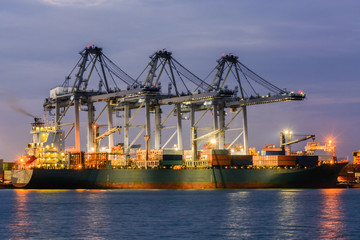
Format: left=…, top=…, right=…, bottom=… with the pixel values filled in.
left=0, top=0, right=359, bottom=162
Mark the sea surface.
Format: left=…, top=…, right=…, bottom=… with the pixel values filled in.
left=0, top=189, right=360, bottom=239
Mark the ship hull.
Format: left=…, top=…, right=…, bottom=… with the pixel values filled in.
left=11, top=163, right=347, bottom=189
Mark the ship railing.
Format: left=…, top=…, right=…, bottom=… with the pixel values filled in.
left=135, top=160, right=160, bottom=168
left=185, top=160, right=209, bottom=168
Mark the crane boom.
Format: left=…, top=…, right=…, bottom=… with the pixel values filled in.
left=280, top=132, right=315, bottom=152
left=281, top=135, right=315, bottom=146
left=95, top=126, right=122, bottom=141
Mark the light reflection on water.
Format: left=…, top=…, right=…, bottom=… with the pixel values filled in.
left=224, top=189, right=349, bottom=239
left=9, top=190, right=31, bottom=239
left=276, top=190, right=301, bottom=237
left=224, top=190, right=307, bottom=239
left=1, top=189, right=357, bottom=239
left=318, top=189, right=346, bottom=239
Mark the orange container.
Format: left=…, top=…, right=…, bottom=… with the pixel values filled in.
left=253, top=155, right=296, bottom=166
left=209, top=154, right=231, bottom=165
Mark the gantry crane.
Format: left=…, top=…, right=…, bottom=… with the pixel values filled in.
left=43, top=46, right=305, bottom=161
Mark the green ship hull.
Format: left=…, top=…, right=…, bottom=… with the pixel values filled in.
left=11, top=162, right=346, bottom=189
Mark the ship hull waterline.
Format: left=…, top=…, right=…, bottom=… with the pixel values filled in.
left=11, top=163, right=347, bottom=189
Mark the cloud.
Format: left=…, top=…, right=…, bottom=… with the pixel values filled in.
left=41, top=0, right=106, bottom=7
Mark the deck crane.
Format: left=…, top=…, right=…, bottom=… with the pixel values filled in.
left=94, top=126, right=122, bottom=152
left=280, top=131, right=315, bottom=153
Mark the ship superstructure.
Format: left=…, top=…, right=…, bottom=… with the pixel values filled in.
left=18, top=118, right=66, bottom=169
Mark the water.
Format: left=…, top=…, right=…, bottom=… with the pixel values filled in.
left=0, top=189, right=360, bottom=239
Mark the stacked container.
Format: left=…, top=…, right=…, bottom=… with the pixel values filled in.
left=69, top=152, right=84, bottom=169
left=84, top=153, right=108, bottom=169
left=183, top=150, right=209, bottom=167
left=253, top=155, right=296, bottom=167
left=135, top=150, right=163, bottom=167
left=162, top=149, right=183, bottom=166
left=230, top=154, right=253, bottom=166
left=201, top=149, right=230, bottom=166
left=296, top=156, right=318, bottom=167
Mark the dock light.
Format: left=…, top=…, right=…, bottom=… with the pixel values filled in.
left=210, top=139, right=216, bottom=144
left=20, top=158, right=24, bottom=162
left=231, top=149, right=235, bottom=153
left=91, top=147, right=95, bottom=152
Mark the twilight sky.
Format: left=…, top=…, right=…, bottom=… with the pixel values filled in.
left=0, top=0, right=359, bottom=161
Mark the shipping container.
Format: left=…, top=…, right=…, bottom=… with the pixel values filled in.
left=296, top=156, right=318, bottom=167
left=209, top=155, right=229, bottom=161
left=262, top=150, right=285, bottom=156
left=200, top=149, right=229, bottom=155
left=69, top=152, right=84, bottom=169
left=211, top=159, right=231, bottom=166
left=163, top=155, right=183, bottom=161
left=253, top=155, right=296, bottom=166
left=231, top=157, right=253, bottom=166
left=84, top=153, right=109, bottom=169
left=162, top=149, right=184, bottom=155
left=231, top=155, right=253, bottom=161
left=210, top=149, right=229, bottom=155
left=209, top=155, right=231, bottom=166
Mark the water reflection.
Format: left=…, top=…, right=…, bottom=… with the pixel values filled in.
left=318, top=189, right=346, bottom=239
left=224, top=191, right=251, bottom=239
left=76, top=190, right=112, bottom=237
left=7, top=189, right=111, bottom=239
left=9, top=190, right=31, bottom=239
left=276, top=190, right=301, bottom=237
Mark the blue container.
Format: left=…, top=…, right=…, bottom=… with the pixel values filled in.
left=265, top=151, right=285, bottom=156
left=296, top=156, right=318, bottom=167
left=163, top=155, right=183, bottom=161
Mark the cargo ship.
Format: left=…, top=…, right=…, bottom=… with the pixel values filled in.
left=11, top=119, right=347, bottom=189
left=10, top=46, right=347, bottom=189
